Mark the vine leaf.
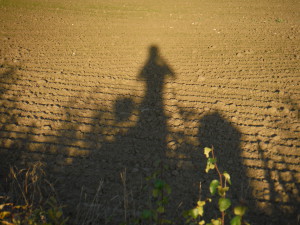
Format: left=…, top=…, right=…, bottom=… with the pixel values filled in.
left=217, top=186, right=229, bottom=197
left=196, top=200, right=206, bottom=216
left=204, top=147, right=212, bottom=158
left=208, top=218, right=222, bottom=225
left=152, top=189, right=159, bottom=198
left=209, top=180, right=219, bottom=195
left=141, top=210, right=153, bottom=219
left=234, top=206, right=247, bottom=216
left=189, top=208, right=200, bottom=219
left=230, top=215, right=242, bottom=225
left=223, top=171, right=231, bottom=185
left=157, top=206, right=165, bottom=213
left=154, top=179, right=164, bottom=189
left=199, top=220, right=205, bottom=225
left=205, top=158, right=216, bottom=173
left=218, top=198, right=231, bottom=212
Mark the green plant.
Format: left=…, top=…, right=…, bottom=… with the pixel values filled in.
left=44, top=196, right=68, bottom=225
left=136, top=161, right=172, bottom=225
left=183, top=147, right=249, bottom=225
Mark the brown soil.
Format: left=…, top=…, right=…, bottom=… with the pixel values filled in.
left=0, top=0, right=299, bottom=224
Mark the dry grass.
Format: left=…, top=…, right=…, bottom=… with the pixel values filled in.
left=0, top=162, right=67, bottom=224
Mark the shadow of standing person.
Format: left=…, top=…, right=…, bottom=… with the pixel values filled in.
left=132, top=45, right=175, bottom=160
left=69, top=45, right=176, bottom=224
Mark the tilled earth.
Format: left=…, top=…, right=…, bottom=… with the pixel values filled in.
left=0, top=0, right=299, bottom=224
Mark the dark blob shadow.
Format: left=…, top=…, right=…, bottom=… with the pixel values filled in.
left=114, top=97, right=135, bottom=123
left=197, top=111, right=251, bottom=220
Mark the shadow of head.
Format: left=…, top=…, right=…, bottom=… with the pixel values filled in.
left=149, top=45, right=159, bottom=58
left=198, top=111, right=241, bottom=154
left=114, top=97, right=135, bottom=123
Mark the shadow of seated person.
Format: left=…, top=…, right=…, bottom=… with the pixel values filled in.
left=197, top=111, right=249, bottom=204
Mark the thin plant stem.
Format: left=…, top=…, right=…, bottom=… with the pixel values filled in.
left=211, top=146, right=223, bottom=188
left=211, top=146, right=225, bottom=225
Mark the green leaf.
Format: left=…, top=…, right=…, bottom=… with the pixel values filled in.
left=205, top=158, right=216, bottom=173
left=204, top=147, right=212, bottom=158
left=199, top=220, right=205, bottom=225
left=205, top=164, right=213, bottom=173
left=209, top=180, right=219, bottom=195
left=217, top=186, right=229, bottom=197
left=211, top=218, right=222, bottom=225
left=157, top=206, right=165, bottom=213
left=234, top=206, right=247, bottom=216
left=230, top=215, right=242, bottom=225
left=190, top=208, right=199, bottom=219
left=207, top=157, right=216, bottom=164
left=196, top=201, right=205, bottom=216
left=162, top=197, right=169, bottom=205
left=197, top=200, right=206, bottom=206
left=223, top=171, right=231, bottom=185
left=152, top=189, right=159, bottom=198
left=165, top=183, right=171, bottom=194
left=218, top=198, right=231, bottom=212
left=141, top=210, right=153, bottom=219
left=154, top=179, right=164, bottom=189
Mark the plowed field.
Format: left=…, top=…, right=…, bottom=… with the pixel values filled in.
left=0, top=0, right=299, bottom=224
